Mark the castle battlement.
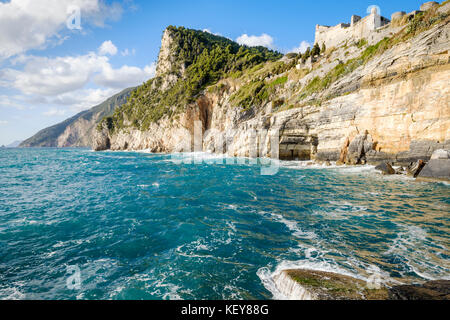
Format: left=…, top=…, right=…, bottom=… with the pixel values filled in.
left=315, top=7, right=390, bottom=49
left=314, top=2, right=441, bottom=49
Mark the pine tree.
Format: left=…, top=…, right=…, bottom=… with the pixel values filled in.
left=302, top=47, right=311, bottom=63
left=311, top=43, right=321, bottom=57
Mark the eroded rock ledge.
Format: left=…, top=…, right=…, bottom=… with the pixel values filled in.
left=274, top=269, right=389, bottom=300
left=274, top=269, right=450, bottom=300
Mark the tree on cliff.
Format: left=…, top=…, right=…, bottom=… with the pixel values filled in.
left=311, top=43, right=321, bottom=57
left=302, top=47, right=311, bottom=63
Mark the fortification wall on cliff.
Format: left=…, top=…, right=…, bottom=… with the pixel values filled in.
left=315, top=2, right=445, bottom=49
left=315, top=10, right=391, bottom=48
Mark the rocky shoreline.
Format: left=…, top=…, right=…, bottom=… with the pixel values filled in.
left=370, top=149, right=450, bottom=182
left=94, top=17, right=450, bottom=175
left=274, top=269, right=450, bottom=300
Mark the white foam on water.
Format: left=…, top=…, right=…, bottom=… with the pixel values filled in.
left=0, top=286, right=26, bottom=300
left=337, top=165, right=376, bottom=174
left=257, top=259, right=362, bottom=300
left=313, top=200, right=369, bottom=219
left=160, top=283, right=182, bottom=300
left=222, top=284, right=241, bottom=300
left=259, top=211, right=317, bottom=240
left=385, top=224, right=450, bottom=280
left=175, top=238, right=216, bottom=260
left=223, top=221, right=237, bottom=245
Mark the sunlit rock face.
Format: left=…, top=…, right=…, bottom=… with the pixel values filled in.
left=95, top=10, right=449, bottom=170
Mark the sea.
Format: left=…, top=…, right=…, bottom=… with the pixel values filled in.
left=0, top=148, right=448, bottom=300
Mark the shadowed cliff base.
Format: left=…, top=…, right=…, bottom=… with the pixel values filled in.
left=92, top=3, right=449, bottom=185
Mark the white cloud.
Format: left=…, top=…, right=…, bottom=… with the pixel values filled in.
left=236, top=33, right=275, bottom=49
left=0, top=48, right=155, bottom=117
left=0, top=120, right=8, bottom=125
left=288, top=41, right=312, bottom=54
left=0, top=95, right=26, bottom=110
left=99, top=40, right=118, bottom=56
left=44, top=88, right=117, bottom=111
left=95, top=62, right=156, bottom=89
left=1, top=53, right=109, bottom=96
left=1, top=51, right=155, bottom=95
left=43, top=107, right=67, bottom=117
left=121, top=48, right=136, bottom=56
left=203, top=29, right=222, bottom=37
left=0, top=0, right=124, bottom=60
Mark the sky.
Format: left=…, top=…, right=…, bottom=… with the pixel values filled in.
left=0, top=0, right=428, bottom=146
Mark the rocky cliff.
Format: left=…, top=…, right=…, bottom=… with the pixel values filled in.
left=20, top=87, right=133, bottom=148
left=274, top=269, right=449, bottom=300
left=94, top=4, right=450, bottom=170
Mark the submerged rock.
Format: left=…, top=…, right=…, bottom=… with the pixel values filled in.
left=389, top=280, right=450, bottom=300
left=375, top=162, right=396, bottom=175
left=275, top=269, right=389, bottom=300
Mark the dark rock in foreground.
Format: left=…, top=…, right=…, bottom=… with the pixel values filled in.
left=275, top=269, right=389, bottom=300
left=276, top=269, right=450, bottom=300
left=375, top=162, right=396, bottom=175
left=417, top=150, right=450, bottom=182
left=417, top=159, right=450, bottom=181
left=389, top=280, right=450, bottom=300
left=407, top=160, right=426, bottom=178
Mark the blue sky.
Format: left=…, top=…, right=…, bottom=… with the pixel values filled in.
left=0, top=0, right=427, bottom=145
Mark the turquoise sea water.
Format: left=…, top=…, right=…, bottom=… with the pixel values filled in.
left=0, top=148, right=449, bottom=300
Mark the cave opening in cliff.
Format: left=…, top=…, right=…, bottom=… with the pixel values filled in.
left=279, top=135, right=318, bottom=161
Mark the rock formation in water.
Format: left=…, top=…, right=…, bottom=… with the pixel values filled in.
left=274, top=269, right=389, bottom=300
left=418, top=149, right=450, bottom=180
left=274, top=269, right=450, bottom=300
left=93, top=2, right=450, bottom=179
left=20, top=88, right=134, bottom=148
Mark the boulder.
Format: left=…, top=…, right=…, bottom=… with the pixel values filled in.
left=375, top=162, right=396, bottom=175
left=406, top=160, right=426, bottom=178
left=275, top=269, right=449, bottom=301
left=345, top=131, right=374, bottom=165
left=389, top=280, right=450, bottom=300
left=417, top=159, right=450, bottom=181
left=430, top=149, right=450, bottom=160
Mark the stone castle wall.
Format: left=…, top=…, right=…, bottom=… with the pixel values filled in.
left=314, top=2, right=442, bottom=49
left=315, top=10, right=390, bottom=49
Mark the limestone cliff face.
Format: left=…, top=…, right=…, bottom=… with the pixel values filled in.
left=94, top=10, right=449, bottom=167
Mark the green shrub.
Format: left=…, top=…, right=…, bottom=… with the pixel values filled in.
left=99, top=27, right=282, bottom=131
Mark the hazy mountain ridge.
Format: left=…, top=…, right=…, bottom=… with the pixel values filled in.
left=20, top=87, right=134, bottom=148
